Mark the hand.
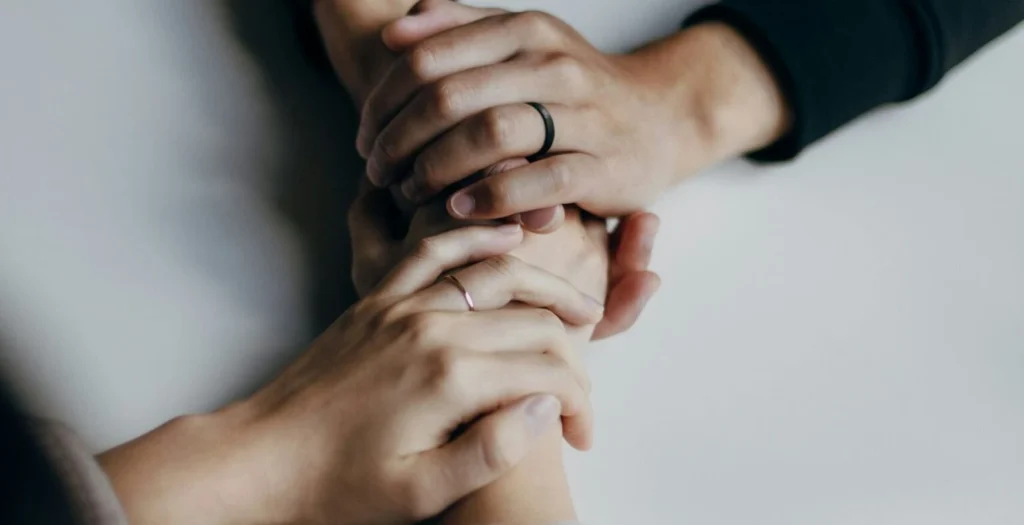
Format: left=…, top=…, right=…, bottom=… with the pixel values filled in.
left=101, top=225, right=601, bottom=525
left=349, top=183, right=660, bottom=340
left=357, top=1, right=789, bottom=226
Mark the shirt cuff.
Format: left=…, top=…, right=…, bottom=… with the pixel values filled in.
left=684, top=0, right=921, bottom=162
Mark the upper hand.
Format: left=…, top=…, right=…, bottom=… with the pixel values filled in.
left=356, top=2, right=705, bottom=222
left=242, top=225, right=600, bottom=524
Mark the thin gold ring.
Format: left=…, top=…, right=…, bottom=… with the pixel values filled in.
left=445, top=274, right=476, bottom=312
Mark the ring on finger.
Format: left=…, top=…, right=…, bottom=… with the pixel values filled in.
left=526, top=102, right=555, bottom=162
left=444, top=274, right=476, bottom=312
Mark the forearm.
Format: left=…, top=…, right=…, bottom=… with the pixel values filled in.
left=682, top=0, right=1024, bottom=161
left=622, top=22, right=790, bottom=179
left=97, top=407, right=275, bottom=525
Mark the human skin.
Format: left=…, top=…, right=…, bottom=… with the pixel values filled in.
left=358, top=2, right=789, bottom=230
left=311, top=1, right=659, bottom=521
left=98, top=224, right=604, bottom=525
left=402, top=189, right=608, bottom=524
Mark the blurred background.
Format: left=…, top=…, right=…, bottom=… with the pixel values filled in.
left=1, top=1, right=1022, bottom=524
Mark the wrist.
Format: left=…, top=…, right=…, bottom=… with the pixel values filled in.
left=98, top=405, right=271, bottom=525
left=312, top=0, right=418, bottom=104
left=628, top=22, right=791, bottom=174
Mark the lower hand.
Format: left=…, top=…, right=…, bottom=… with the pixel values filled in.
left=101, top=225, right=599, bottom=525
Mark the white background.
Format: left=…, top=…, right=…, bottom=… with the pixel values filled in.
left=1, top=1, right=1022, bottom=524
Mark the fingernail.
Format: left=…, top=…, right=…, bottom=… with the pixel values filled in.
left=644, top=218, right=661, bottom=257
left=400, top=177, right=418, bottom=202
left=521, top=207, right=557, bottom=231
left=642, top=235, right=656, bottom=259
left=356, top=130, right=369, bottom=158
left=497, top=223, right=522, bottom=235
left=641, top=279, right=662, bottom=309
left=524, top=395, right=560, bottom=438
left=366, top=156, right=383, bottom=186
left=585, top=295, right=605, bottom=315
left=449, top=192, right=476, bottom=217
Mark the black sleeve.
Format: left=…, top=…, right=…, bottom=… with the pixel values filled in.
left=685, top=0, right=1024, bottom=161
left=286, top=0, right=330, bottom=70
left=0, top=380, right=81, bottom=525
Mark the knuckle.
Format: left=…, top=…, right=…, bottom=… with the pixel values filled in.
left=515, top=10, right=561, bottom=40
left=545, top=158, right=575, bottom=195
left=406, top=45, right=439, bottom=83
left=484, top=254, right=520, bottom=279
left=410, top=235, right=442, bottom=262
left=403, top=312, right=446, bottom=347
left=548, top=53, right=588, bottom=89
left=365, top=301, right=406, bottom=333
left=352, top=295, right=384, bottom=320
left=427, top=80, right=464, bottom=120
left=423, top=347, right=470, bottom=396
left=479, top=107, right=517, bottom=149
left=378, top=301, right=409, bottom=325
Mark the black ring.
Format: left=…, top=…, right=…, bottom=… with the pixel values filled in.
left=526, top=102, right=555, bottom=162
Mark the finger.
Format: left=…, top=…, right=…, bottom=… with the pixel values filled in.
left=382, top=1, right=505, bottom=51
left=375, top=224, right=524, bottom=297
left=359, top=10, right=575, bottom=158
left=591, top=271, right=661, bottom=341
left=416, top=394, right=561, bottom=508
left=395, top=308, right=589, bottom=393
left=398, top=102, right=591, bottom=202
left=448, top=153, right=597, bottom=220
left=428, top=351, right=593, bottom=450
left=614, top=212, right=660, bottom=272
left=366, top=57, right=589, bottom=187
left=483, top=157, right=529, bottom=177
left=518, top=206, right=565, bottom=233
left=412, top=254, right=604, bottom=325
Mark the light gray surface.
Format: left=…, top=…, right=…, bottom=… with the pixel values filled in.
left=1, top=1, right=1022, bottom=524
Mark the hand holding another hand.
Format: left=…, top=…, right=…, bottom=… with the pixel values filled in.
left=101, top=226, right=599, bottom=525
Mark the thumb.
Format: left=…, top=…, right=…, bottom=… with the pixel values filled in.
left=348, top=185, right=405, bottom=296
left=382, top=1, right=505, bottom=51
left=418, top=394, right=561, bottom=500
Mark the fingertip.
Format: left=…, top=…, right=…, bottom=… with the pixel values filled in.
left=644, top=212, right=661, bottom=235
left=494, top=222, right=525, bottom=241
left=520, top=206, right=564, bottom=233
left=524, top=394, right=562, bottom=439
left=590, top=271, right=660, bottom=341
left=641, top=271, right=662, bottom=300
left=563, top=410, right=595, bottom=452
left=381, top=15, right=426, bottom=50
left=448, top=191, right=476, bottom=219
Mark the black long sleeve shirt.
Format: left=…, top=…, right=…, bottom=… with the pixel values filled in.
left=291, top=0, right=1024, bottom=161
left=686, top=0, right=1024, bottom=160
